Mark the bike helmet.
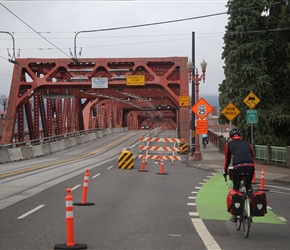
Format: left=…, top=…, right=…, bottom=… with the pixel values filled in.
left=229, top=128, right=241, bottom=138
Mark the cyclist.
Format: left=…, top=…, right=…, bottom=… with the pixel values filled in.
left=223, top=128, right=256, bottom=221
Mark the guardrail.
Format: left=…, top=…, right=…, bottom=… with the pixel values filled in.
left=0, top=128, right=126, bottom=164
left=208, top=130, right=290, bottom=168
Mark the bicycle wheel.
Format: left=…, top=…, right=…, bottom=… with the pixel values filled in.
left=236, top=216, right=242, bottom=231
left=242, top=199, right=251, bottom=238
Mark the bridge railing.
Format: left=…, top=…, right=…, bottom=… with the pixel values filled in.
left=208, top=130, right=290, bottom=168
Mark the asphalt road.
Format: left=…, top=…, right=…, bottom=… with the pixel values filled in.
left=0, top=129, right=290, bottom=250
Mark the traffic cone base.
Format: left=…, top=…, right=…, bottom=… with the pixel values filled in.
left=54, top=243, right=87, bottom=249
left=73, top=202, right=95, bottom=206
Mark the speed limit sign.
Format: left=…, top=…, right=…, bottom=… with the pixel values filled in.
left=191, top=98, right=213, bottom=120
left=198, top=105, right=206, bottom=116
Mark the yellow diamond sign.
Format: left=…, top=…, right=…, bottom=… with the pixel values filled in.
left=222, top=102, right=240, bottom=121
left=243, top=91, right=260, bottom=109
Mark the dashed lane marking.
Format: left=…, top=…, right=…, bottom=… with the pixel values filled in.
left=191, top=218, right=221, bottom=250
left=92, top=173, right=101, bottom=178
left=17, top=205, right=45, bottom=219
left=189, top=212, right=199, bottom=217
left=71, top=184, right=81, bottom=191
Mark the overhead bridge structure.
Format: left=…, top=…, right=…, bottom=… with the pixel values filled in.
left=1, top=57, right=190, bottom=144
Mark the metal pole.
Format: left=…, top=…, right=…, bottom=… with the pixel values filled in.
left=191, top=31, right=195, bottom=156
left=251, top=122, right=254, bottom=145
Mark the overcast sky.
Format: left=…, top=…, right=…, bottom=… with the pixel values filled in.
left=0, top=0, right=228, bottom=97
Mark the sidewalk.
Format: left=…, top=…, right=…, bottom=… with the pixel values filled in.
left=186, top=141, right=290, bottom=185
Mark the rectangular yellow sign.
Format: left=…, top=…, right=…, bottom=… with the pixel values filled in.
left=126, top=75, right=145, bottom=86
left=179, top=96, right=190, bottom=107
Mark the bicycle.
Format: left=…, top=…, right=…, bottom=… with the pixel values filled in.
left=225, top=173, right=252, bottom=238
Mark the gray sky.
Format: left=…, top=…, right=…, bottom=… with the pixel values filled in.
left=0, top=0, right=228, bottom=97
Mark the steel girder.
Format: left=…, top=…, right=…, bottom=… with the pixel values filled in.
left=0, top=57, right=189, bottom=144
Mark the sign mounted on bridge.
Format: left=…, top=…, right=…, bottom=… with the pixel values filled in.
left=222, top=102, right=240, bottom=121
left=179, top=96, right=190, bottom=107
left=92, top=77, right=108, bottom=89
left=191, top=98, right=213, bottom=120
left=243, top=91, right=260, bottom=109
left=126, top=75, right=145, bottom=86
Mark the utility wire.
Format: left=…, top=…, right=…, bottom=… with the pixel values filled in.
left=0, top=0, right=287, bottom=59
left=0, top=3, right=71, bottom=58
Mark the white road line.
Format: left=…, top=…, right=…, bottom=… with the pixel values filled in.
left=189, top=212, right=199, bottom=217
left=107, top=165, right=114, bottom=170
left=279, top=217, right=287, bottom=222
left=265, top=184, right=290, bottom=191
left=203, top=179, right=209, bottom=182
left=199, top=182, right=205, bottom=185
left=191, top=191, right=198, bottom=194
left=195, top=187, right=201, bottom=189
left=17, top=205, right=45, bottom=219
left=191, top=218, right=221, bottom=250
left=71, top=184, right=81, bottom=191
left=267, top=206, right=272, bottom=210
left=92, top=173, right=101, bottom=178
left=187, top=203, right=196, bottom=206
left=189, top=197, right=196, bottom=200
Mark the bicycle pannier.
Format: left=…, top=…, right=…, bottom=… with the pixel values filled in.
left=227, top=188, right=244, bottom=215
left=252, top=191, right=267, bottom=216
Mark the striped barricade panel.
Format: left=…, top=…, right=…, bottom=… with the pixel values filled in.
left=140, top=137, right=185, bottom=143
left=118, top=150, right=134, bottom=169
left=177, top=142, right=189, bottom=154
left=139, top=145, right=182, bottom=152
left=138, top=154, right=181, bottom=161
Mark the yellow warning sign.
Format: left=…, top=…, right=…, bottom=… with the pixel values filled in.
left=222, top=103, right=240, bottom=121
left=243, top=92, right=260, bottom=109
left=179, top=96, right=190, bottom=107
left=126, top=75, right=145, bottom=86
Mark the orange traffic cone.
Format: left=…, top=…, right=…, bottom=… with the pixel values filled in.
left=260, top=166, right=265, bottom=190
left=54, top=188, right=87, bottom=249
left=74, top=169, right=95, bottom=206
left=156, top=156, right=167, bottom=175
left=138, top=154, right=148, bottom=172
left=252, top=172, right=256, bottom=184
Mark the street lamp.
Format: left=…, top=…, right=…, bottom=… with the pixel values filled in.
left=2, top=96, right=7, bottom=113
left=187, top=59, right=207, bottom=161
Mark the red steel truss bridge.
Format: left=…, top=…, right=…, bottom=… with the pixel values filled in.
left=0, top=57, right=190, bottom=144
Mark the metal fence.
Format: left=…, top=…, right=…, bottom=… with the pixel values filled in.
left=208, top=130, right=290, bottom=168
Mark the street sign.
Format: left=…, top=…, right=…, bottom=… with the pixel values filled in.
left=196, top=120, right=208, bottom=134
left=222, top=102, right=240, bottom=121
left=179, top=96, right=190, bottom=107
left=243, top=91, right=260, bottom=109
left=92, top=77, right=108, bottom=89
left=246, top=110, right=258, bottom=124
left=126, top=75, right=145, bottom=86
left=191, top=98, right=213, bottom=120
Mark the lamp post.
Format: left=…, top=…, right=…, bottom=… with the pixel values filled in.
left=2, top=96, right=7, bottom=113
left=187, top=59, right=207, bottom=161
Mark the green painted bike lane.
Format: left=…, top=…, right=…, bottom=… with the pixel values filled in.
left=196, top=173, right=285, bottom=224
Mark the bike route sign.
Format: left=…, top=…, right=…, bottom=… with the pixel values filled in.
left=246, top=110, right=258, bottom=124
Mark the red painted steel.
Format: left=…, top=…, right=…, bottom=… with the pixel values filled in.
left=0, top=57, right=189, bottom=144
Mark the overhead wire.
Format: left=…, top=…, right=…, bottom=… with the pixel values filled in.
left=0, top=0, right=287, bottom=60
